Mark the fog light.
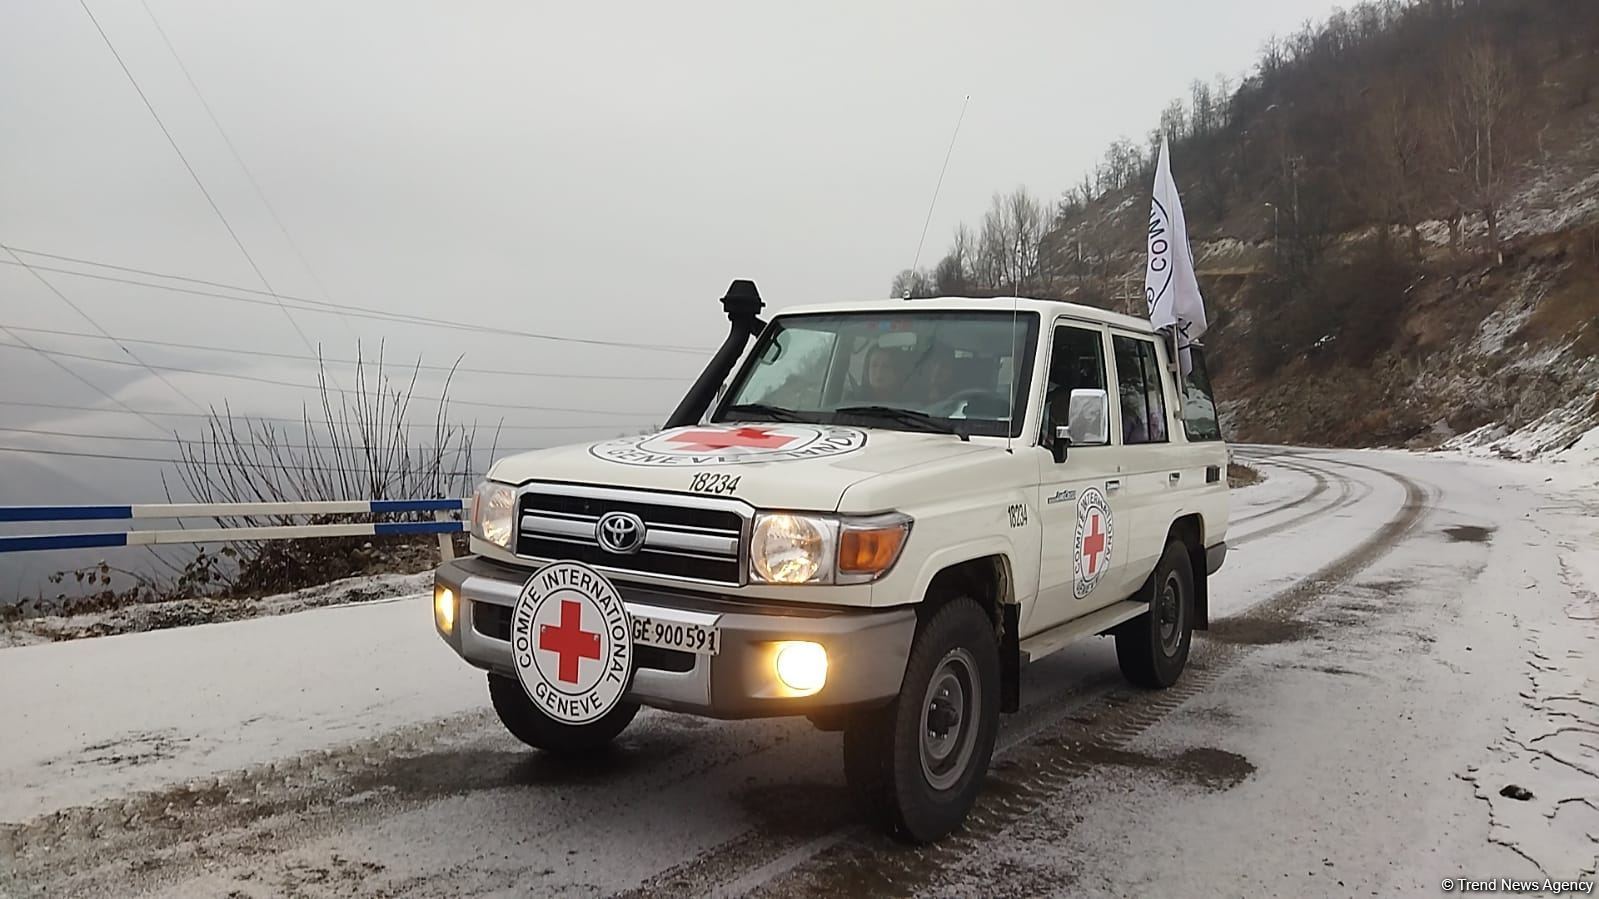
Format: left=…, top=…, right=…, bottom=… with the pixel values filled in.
left=774, top=641, right=827, bottom=694
left=434, top=586, right=456, bottom=633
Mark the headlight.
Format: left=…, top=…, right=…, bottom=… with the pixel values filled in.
left=751, top=514, right=832, bottom=584
left=470, top=481, right=516, bottom=549
left=750, top=511, right=911, bottom=585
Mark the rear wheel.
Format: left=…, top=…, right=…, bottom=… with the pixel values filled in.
left=488, top=673, right=639, bottom=754
left=1115, top=539, right=1194, bottom=688
left=842, top=598, right=1000, bottom=844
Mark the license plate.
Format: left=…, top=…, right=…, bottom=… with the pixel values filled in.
left=631, top=613, right=720, bottom=655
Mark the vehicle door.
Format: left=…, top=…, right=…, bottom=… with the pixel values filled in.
left=1031, top=320, right=1127, bottom=631
left=1106, top=330, right=1186, bottom=596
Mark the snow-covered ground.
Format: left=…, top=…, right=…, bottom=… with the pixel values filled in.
left=0, top=570, right=436, bottom=649
left=0, top=446, right=1593, bottom=897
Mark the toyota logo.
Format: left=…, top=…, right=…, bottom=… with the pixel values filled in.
left=595, top=511, right=646, bottom=555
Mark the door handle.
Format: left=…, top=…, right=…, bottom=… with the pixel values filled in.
left=1169, top=472, right=1181, bottom=484
left=1105, top=479, right=1122, bottom=494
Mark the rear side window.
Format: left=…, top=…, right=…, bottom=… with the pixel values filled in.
left=1112, top=335, right=1168, bottom=445
left=1180, top=347, right=1223, bottom=442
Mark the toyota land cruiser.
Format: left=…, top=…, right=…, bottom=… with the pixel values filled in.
left=432, top=280, right=1229, bottom=842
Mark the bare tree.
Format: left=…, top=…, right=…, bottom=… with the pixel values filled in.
left=1004, top=187, right=1049, bottom=289
left=169, top=345, right=487, bottom=595
left=933, top=224, right=974, bottom=295
left=976, top=197, right=1009, bottom=288
left=1189, top=80, right=1214, bottom=136
left=1360, top=77, right=1430, bottom=258
left=890, top=268, right=936, bottom=298
left=1441, top=35, right=1522, bottom=259
left=1160, top=98, right=1189, bottom=144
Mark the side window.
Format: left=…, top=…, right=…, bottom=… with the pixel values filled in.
left=1112, top=335, right=1168, bottom=445
left=1041, top=325, right=1109, bottom=447
left=1180, top=347, right=1223, bottom=441
left=1137, top=340, right=1168, bottom=442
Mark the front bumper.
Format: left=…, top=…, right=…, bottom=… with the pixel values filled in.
left=433, top=556, right=916, bottom=719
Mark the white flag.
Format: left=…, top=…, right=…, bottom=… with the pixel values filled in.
left=1145, top=137, right=1207, bottom=376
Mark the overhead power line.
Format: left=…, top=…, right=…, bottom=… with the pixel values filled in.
left=76, top=0, right=328, bottom=361
left=138, top=0, right=359, bottom=344
left=0, top=325, right=173, bottom=436
left=0, top=341, right=664, bottom=417
left=0, top=399, right=657, bottom=432
left=0, top=253, right=712, bottom=356
left=0, top=324, right=689, bottom=382
left=2, top=243, right=209, bottom=414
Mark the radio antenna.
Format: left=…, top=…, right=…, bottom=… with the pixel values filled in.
left=904, top=94, right=971, bottom=299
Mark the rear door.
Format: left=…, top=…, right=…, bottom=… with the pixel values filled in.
left=1031, top=320, right=1127, bottom=632
left=1173, top=346, right=1230, bottom=550
left=1107, top=330, right=1185, bottom=593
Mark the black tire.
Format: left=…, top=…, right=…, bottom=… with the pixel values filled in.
left=842, top=598, right=1000, bottom=844
left=1115, top=539, right=1195, bottom=689
left=487, top=673, right=640, bottom=754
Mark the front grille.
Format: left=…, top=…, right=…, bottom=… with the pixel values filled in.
left=515, top=488, right=744, bottom=585
left=471, top=602, right=693, bottom=673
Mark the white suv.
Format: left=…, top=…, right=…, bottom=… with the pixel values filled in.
left=433, top=280, right=1229, bottom=842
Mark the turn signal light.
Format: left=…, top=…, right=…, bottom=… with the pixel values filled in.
left=838, top=525, right=908, bottom=575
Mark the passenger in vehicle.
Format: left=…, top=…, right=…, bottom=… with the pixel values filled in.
left=1122, top=390, right=1149, bottom=444
left=916, top=351, right=960, bottom=413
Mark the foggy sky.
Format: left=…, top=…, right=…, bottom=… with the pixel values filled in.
left=1, top=0, right=1348, bottom=499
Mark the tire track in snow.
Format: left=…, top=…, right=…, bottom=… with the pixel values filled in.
left=1229, top=456, right=1331, bottom=525
left=1227, top=456, right=1367, bottom=547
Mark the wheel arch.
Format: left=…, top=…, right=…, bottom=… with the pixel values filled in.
left=1165, top=513, right=1209, bottom=631
left=915, top=549, right=1022, bottom=714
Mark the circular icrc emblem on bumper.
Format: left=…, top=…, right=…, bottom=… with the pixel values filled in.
left=511, top=561, right=633, bottom=724
left=588, top=423, right=867, bottom=466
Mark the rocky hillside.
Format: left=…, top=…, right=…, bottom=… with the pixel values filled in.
left=897, top=0, right=1599, bottom=453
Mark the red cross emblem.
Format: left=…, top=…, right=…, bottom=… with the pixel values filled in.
left=666, top=426, right=798, bottom=452
left=1082, top=512, right=1106, bottom=575
left=538, top=599, right=601, bottom=684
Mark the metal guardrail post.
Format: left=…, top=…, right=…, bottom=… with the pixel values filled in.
left=434, top=508, right=456, bottom=562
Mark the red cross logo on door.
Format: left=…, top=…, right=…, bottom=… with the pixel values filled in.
left=538, top=599, right=601, bottom=684
left=1082, top=512, right=1106, bottom=575
left=665, top=426, right=798, bottom=452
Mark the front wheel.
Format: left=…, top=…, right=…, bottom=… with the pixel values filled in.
left=488, top=673, right=639, bottom=755
left=842, top=598, right=1000, bottom=844
left=1115, top=539, right=1195, bottom=688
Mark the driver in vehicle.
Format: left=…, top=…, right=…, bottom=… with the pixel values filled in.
left=858, top=344, right=909, bottom=404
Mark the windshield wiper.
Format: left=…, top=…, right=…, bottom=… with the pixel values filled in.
left=718, top=402, right=811, bottom=423
left=833, top=405, right=968, bottom=441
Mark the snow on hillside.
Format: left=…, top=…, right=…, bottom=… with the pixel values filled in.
left=1445, top=394, right=1599, bottom=472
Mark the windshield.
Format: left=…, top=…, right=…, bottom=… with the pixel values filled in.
left=714, top=310, right=1041, bottom=438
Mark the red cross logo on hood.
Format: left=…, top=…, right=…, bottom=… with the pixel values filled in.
left=665, top=426, right=798, bottom=452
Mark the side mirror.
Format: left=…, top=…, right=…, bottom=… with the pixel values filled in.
left=1067, top=389, right=1109, bottom=446
left=1051, top=425, right=1072, bottom=464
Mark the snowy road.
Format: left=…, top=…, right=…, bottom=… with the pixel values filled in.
left=2, top=447, right=1595, bottom=897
